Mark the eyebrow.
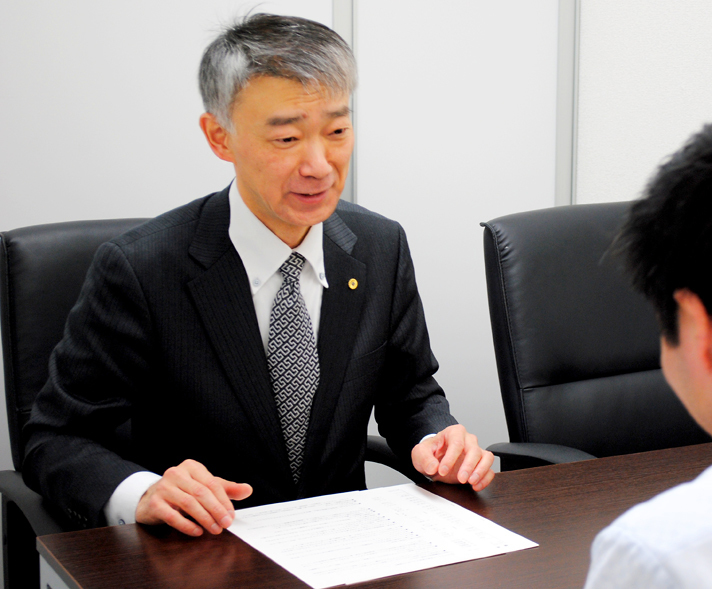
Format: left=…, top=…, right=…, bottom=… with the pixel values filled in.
left=266, top=115, right=302, bottom=127
left=328, top=106, right=352, bottom=119
left=266, top=106, right=352, bottom=127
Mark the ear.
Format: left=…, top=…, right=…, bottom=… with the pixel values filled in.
left=199, top=112, right=235, bottom=163
left=674, top=289, right=712, bottom=373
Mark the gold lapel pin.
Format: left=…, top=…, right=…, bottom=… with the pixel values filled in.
left=348, top=278, right=358, bottom=290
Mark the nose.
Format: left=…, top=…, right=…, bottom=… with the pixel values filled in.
left=299, top=139, right=332, bottom=179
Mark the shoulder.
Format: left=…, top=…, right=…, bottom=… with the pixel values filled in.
left=326, top=201, right=410, bottom=269
left=95, top=187, right=230, bottom=265
left=112, top=189, right=226, bottom=250
left=329, top=200, right=406, bottom=255
left=613, top=464, right=712, bottom=549
left=88, top=188, right=230, bottom=283
left=334, top=200, right=402, bottom=233
left=585, top=465, right=712, bottom=588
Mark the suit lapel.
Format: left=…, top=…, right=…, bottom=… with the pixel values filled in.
left=186, top=190, right=292, bottom=481
left=300, top=211, right=366, bottom=492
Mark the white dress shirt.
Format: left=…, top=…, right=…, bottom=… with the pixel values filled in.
left=104, top=181, right=328, bottom=526
left=227, top=181, right=328, bottom=351
left=583, top=464, right=712, bottom=589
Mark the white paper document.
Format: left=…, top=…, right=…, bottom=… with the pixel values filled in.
left=228, top=484, right=537, bottom=588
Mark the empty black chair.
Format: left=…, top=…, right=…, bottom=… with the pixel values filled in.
left=481, top=202, right=711, bottom=471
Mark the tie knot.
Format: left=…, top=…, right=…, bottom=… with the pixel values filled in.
left=279, top=252, right=305, bottom=282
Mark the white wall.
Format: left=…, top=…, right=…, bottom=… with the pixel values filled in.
left=356, top=0, right=559, bottom=483
left=0, top=0, right=332, bottom=227
left=576, top=0, right=712, bottom=205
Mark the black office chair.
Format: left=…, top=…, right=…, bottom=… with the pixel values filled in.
left=0, top=217, right=421, bottom=588
left=481, top=202, right=711, bottom=471
left=0, top=219, right=148, bottom=588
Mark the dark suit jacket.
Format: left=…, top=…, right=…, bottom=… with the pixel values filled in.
left=23, top=187, right=457, bottom=528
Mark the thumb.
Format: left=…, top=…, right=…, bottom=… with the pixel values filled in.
left=412, top=439, right=440, bottom=476
left=223, top=481, right=253, bottom=502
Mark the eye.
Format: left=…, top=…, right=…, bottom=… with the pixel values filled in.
left=276, top=136, right=298, bottom=144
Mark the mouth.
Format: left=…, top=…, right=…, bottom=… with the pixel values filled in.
left=292, top=188, right=330, bottom=199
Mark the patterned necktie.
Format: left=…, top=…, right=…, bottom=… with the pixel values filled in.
left=267, top=252, right=320, bottom=483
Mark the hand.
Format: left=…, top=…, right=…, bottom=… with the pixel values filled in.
left=135, top=459, right=252, bottom=536
left=411, top=424, right=495, bottom=492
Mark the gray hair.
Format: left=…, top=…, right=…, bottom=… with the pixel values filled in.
left=199, top=13, right=357, bottom=129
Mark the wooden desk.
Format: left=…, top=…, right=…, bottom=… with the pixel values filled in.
left=38, top=443, right=712, bottom=589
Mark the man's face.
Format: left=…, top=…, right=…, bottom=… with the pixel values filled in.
left=660, top=290, right=712, bottom=435
left=222, top=76, right=353, bottom=247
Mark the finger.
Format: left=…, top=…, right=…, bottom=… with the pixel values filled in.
left=137, top=485, right=205, bottom=536
left=455, top=443, right=483, bottom=484
left=155, top=476, right=227, bottom=534
left=471, top=468, right=495, bottom=492
left=188, top=481, right=252, bottom=530
left=164, top=462, right=235, bottom=532
left=153, top=500, right=205, bottom=537
left=138, top=478, right=250, bottom=535
left=431, top=434, right=447, bottom=460
left=197, top=475, right=237, bottom=527
left=411, top=437, right=441, bottom=476
left=467, top=449, right=495, bottom=486
left=437, top=432, right=467, bottom=478
left=223, top=481, right=253, bottom=502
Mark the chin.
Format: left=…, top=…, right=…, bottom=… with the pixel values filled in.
left=295, top=201, right=340, bottom=225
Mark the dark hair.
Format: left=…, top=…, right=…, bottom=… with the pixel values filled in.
left=199, top=13, right=357, bottom=129
left=615, top=123, right=712, bottom=344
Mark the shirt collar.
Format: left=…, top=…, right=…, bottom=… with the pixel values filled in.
left=228, top=181, right=329, bottom=295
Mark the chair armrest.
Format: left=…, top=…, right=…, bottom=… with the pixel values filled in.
left=0, top=470, right=67, bottom=536
left=487, top=442, right=596, bottom=472
left=366, top=435, right=428, bottom=484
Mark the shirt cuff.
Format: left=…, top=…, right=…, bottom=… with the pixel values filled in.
left=419, top=433, right=437, bottom=444
left=104, top=471, right=162, bottom=526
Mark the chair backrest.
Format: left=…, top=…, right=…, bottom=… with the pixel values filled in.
left=0, top=219, right=148, bottom=470
left=482, top=202, right=711, bottom=458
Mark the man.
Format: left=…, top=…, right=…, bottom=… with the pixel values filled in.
left=583, top=124, right=712, bottom=587
left=23, top=14, right=494, bottom=538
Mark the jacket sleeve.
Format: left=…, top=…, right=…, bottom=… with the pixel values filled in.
left=23, top=241, right=152, bottom=528
left=374, top=224, right=458, bottom=460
